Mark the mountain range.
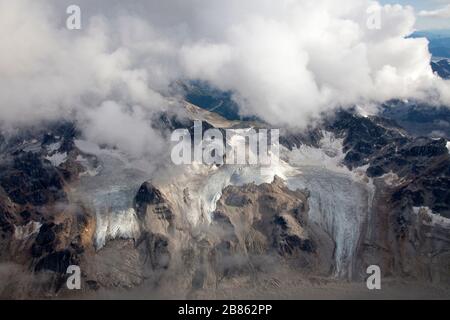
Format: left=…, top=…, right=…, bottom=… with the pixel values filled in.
left=1, top=90, right=449, bottom=298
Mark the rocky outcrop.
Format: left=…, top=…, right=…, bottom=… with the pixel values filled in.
left=135, top=182, right=168, bottom=215
left=0, top=152, right=66, bottom=206
left=212, top=177, right=333, bottom=276
left=79, top=177, right=333, bottom=295
left=431, top=59, right=450, bottom=79
left=321, top=111, right=450, bottom=218
left=133, top=182, right=175, bottom=272
left=381, top=100, right=450, bottom=139
left=357, top=177, right=450, bottom=285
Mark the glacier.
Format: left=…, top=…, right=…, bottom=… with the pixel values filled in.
left=72, top=132, right=374, bottom=278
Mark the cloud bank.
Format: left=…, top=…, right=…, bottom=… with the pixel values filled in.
left=1, top=0, right=449, bottom=150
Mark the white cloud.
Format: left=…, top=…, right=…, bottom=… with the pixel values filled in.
left=419, top=4, right=450, bottom=18
left=81, top=101, right=165, bottom=159
left=0, top=0, right=171, bottom=160
left=179, top=1, right=448, bottom=127
left=0, top=0, right=449, bottom=137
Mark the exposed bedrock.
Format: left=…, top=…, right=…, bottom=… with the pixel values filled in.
left=356, top=178, right=450, bottom=285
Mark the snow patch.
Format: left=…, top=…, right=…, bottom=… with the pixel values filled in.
left=287, top=132, right=347, bottom=174
left=22, top=141, right=41, bottom=153
left=14, top=221, right=42, bottom=240
left=76, top=154, right=101, bottom=177
left=89, top=185, right=144, bottom=250
left=414, top=207, right=450, bottom=229
left=380, top=171, right=401, bottom=186
left=45, top=152, right=67, bottom=166
left=46, top=142, right=61, bottom=153
left=95, top=208, right=140, bottom=249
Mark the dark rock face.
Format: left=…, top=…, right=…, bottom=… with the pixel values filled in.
left=0, top=121, right=86, bottom=208
left=0, top=122, right=99, bottom=297
left=0, top=152, right=66, bottom=206
left=273, top=215, right=315, bottom=255
left=134, top=181, right=170, bottom=221
left=0, top=208, right=14, bottom=234
left=0, top=134, right=5, bottom=155
left=133, top=183, right=175, bottom=273
left=152, top=109, right=218, bottom=142
left=0, top=126, right=81, bottom=283
left=322, top=110, right=450, bottom=218
left=366, top=166, right=384, bottom=178
left=224, top=193, right=252, bottom=207
left=135, top=231, right=171, bottom=271
left=135, top=182, right=166, bottom=207
left=325, top=111, right=408, bottom=169
left=31, top=223, right=57, bottom=258
left=431, top=59, right=450, bottom=79
left=280, top=128, right=323, bottom=150
left=381, top=100, right=450, bottom=139
left=374, top=137, right=450, bottom=218
left=357, top=176, right=450, bottom=284
left=135, top=182, right=175, bottom=231
left=401, top=138, right=447, bottom=157
left=148, top=234, right=171, bottom=270
left=0, top=187, right=26, bottom=237
left=34, top=250, right=74, bottom=273
left=211, top=211, right=238, bottom=243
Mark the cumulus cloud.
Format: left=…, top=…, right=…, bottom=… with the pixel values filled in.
left=0, top=0, right=171, bottom=159
left=0, top=0, right=449, bottom=139
left=81, top=101, right=165, bottom=158
left=179, top=1, right=448, bottom=127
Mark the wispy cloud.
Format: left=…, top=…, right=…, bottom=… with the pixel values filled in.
left=419, top=4, right=450, bottom=18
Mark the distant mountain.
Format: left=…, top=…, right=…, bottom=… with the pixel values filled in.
left=382, top=100, right=450, bottom=139
left=380, top=57, right=450, bottom=140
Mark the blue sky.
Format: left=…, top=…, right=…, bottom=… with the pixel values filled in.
left=380, top=0, right=450, bottom=30
left=381, top=0, right=446, bottom=10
